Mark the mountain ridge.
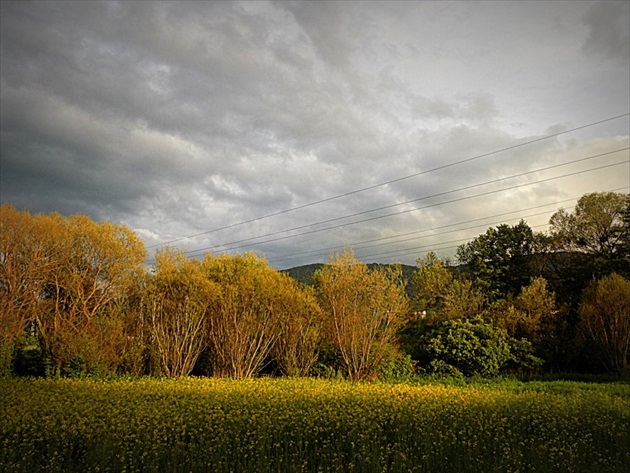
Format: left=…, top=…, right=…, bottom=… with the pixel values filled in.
left=282, top=262, right=418, bottom=297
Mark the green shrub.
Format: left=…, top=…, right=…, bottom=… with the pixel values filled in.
left=377, top=352, right=416, bottom=381
left=418, top=316, right=541, bottom=377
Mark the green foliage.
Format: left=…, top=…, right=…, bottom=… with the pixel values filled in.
left=426, top=359, right=467, bottom=379
left=398, top=316, right=431, bottom=361
left=282, top=263, right=324, bottom=285
left=507, top=337, right=546, bottom=374
left=549, top=192, right=629, bottom=276
left=13, top=335, right=45, bottom=377
left=376, top=352, right=416, bottom=381
left=456, top=220, right=542, bottom=300
left=0, top=340, right=12, bottom=378
left=417, top=316, right=542, bottom=377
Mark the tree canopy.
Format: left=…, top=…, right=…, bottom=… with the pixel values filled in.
left=456, top=220, right=542, bottom=300
left=578, top=273, right=630, bottom=374
left=2, top=192, right=629, bottom=379
left=314, top=250, right=409, bottom=381
left=549, top=192, right=629, bottom=276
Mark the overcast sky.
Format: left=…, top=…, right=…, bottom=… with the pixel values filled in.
left=1, top=0, right=629, bottom=269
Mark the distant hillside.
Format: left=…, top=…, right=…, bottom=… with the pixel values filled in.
left=282, top=263, right=324, bottom=286
left=283, top=262, right=418, bottom=298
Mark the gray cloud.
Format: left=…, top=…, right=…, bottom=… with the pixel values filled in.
left=1, top=0, right=628, bottom=268
left=582, top=1, right=630, bottom=62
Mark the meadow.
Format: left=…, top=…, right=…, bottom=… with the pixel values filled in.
left=1, top=377, right=629, bottom=472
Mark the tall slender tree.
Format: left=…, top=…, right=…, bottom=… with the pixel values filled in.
left=145, top=248, right=215, bottom=377
left=578, top=273, right=630, bottom=374
left=314, top=250, right=409, bottom=381
left=203, top=252, right=286, bottom=378
left=272, top=280, right=323, bottom=377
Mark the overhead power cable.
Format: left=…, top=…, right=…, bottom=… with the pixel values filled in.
left=147, top=112, right=630, bottom=249
left=159, top=160, right=628, bottom=268
left=295, top=183, right=628, bottom=266
left=267, top=202, right=578, bottom=266
left=203, top=148, right=626, bottom=251
left=356, top=222, right=552, bottom=261
left=180, top=149, right=628, bottom=258
left=355, top=221, right=555, bottom=263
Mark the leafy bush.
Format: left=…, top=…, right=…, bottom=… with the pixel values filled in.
left=377, top=352, right=416, bottom=381
left=417, top=316, right=541, bottom=377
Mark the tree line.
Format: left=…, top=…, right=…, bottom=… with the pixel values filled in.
left=1, top=191, right=629, bottom=380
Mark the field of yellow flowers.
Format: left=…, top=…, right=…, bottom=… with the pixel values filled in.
left=1, top=377, right=629, bottom=472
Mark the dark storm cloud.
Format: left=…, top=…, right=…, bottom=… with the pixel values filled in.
left=582, top=1, right=630, bottom=62
left=1, top=1, right=628, bottom=267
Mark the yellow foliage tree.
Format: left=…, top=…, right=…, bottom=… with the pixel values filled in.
left=314, top=250, right=409, bottom=381
left=412, top=252, right=484, bottom=320
left=578, top=273, right=630, bottom=373
left=145, top=248, right=215, bottom=377
left=0, top=205, right=146, bottom=375
left=1, top=206, right=66, bottom=374
left=203, top=253, right=286, bottom=378
left=0, top=206, right=60, bottom=345
left=412, top=252, right=453, bottom=313
left=40, top=214, right=146, bottom=374
left=272, top=279, right=323, bottom=377
left=485, top=277, right=557, bottom=341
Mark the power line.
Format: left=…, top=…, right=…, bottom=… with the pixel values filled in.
left=179, top=160, right=628, bottom=262
left=268, top=202, right=579, bottom=266
left=206, top=148, right=626, bottom=251
left=356, top=221, right=558, bottom=263
left=156, top=160, right=628, bottom=268
left=355, top=222, right=552, bottom=262
left=180, top=149, right=628, bottom=258
left=340, top=183, right=629, bottom=264
left=146, top=174, right=628, bottom=268
left=147, top=113, right=630, bottom=249
left=268, top=198, right=581, bottom=263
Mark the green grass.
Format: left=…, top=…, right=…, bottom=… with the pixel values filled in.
left=1, top=377, right=629, bottom=472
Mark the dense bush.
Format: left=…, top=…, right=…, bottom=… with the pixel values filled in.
left=416, top=316, right=542, bottom=377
